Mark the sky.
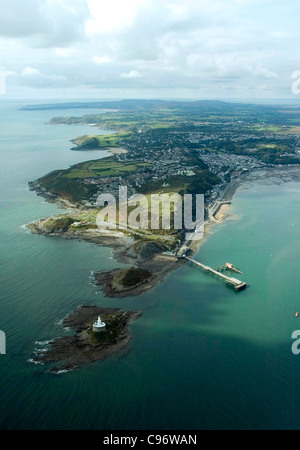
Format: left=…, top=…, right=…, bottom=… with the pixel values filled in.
left=0, top=0, right=300, bottom=99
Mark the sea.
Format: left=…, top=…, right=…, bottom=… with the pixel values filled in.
left=1, top=99, right=300, bottom=430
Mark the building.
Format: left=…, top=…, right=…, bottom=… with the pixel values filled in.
left=93, top=316, right=106, bottom=333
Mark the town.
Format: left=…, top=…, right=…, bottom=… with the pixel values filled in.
left=30, top=99, right=300, bottom=214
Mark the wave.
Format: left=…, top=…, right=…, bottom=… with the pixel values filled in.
left=52, top=367, right=77, bottom=375
left=27, top=358, right=45, bottom=366
left=33, top=349, right=48, bottom=355
left=54, top=318, right=64, bottom=326
left=55, top=305, right=83, bottom=330
left=35, top=340, right=52, bottom=346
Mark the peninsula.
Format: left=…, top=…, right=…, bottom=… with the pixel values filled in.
left=27, top=99, right=300, bottom=297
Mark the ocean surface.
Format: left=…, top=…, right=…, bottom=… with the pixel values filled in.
left=1, top=99, right=300, bottom=430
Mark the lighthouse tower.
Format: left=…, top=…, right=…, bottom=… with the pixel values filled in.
left=93, top=316, right=106, bottom=333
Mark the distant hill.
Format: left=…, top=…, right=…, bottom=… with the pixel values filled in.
left=20, top=99, right=246, bottom=112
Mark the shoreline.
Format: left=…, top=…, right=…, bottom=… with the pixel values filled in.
left=26, top=202, right=233, bottom=299
left=28, top=218, right=187, bottom=297
left=27, top=165, right=300, bottom=374
left=71, top=147, right=128, bottom=155
left=215, top=203, right=231, bottom=221
left=26, top=179, right=240, bottom=298
left=27, top=171, right=253, bottom=299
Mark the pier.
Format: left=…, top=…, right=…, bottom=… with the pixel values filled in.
left=182, top=256, right=247, bottom=291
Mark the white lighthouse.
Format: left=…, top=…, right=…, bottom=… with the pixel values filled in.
left=93, top=316, right=106, bottom=333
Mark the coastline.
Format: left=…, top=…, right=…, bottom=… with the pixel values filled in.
left=26, top=171, right=250, bottom=371
left=9, top=96, right=300, bottom=426
left=72, top=147, right=128, bottom=155
left=27, top=174, right=245, bottom=298
left=26, top=200, right=234, bottom=299
left=215, top=203, right=231, bottom=221
left=26, top=166, right=261, bottom=301
left=27, top=218, right=187, bottom=297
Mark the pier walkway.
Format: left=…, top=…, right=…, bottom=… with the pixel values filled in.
left=182, top=256, right=247, bottom=291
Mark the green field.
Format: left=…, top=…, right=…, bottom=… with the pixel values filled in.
left=72, top=132, right=133, bottom=149
left=65, top=158, right=151, bottom=179
left=288, top=119, right=300, bottom=125
left=246, top=124, right=283, bottom=133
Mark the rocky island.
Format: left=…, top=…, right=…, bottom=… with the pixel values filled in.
left=94, top=263, right=183, bottom=298
left=33, top=306, right=141, bottom=373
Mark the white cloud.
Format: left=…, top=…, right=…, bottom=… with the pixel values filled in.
left=86, top=0, right=148, bottom=34
left=22, top=67, right=41, bottom=77
left=93, top=56, right=112, bottom=65
left=7, top=66, right=69, bottom=88
left=252, top=64, right=279, bottom=79
left=121, top=70, right=143, bottom=78
left=0, top=0, right=298, bottom=98
left=0, top=0, right=91, bottom=47
left=55, top=48, right=77, bottom=58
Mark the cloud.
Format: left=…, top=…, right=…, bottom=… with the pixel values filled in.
left=7, top=66, right=68, bottom=88
left=86, top=0, right=148, bottom=34
left=0, top=0, right=91, bottom=47
left=93, top=56, right=112, bottom=65
left=121, top=70, right=142, bottom=79
left=0, top=0, right=298, bottom=98
left=21, top=67, right=41, bottom=77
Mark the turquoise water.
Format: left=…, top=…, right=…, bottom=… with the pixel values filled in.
left=1, top=100, right=300, bottom=430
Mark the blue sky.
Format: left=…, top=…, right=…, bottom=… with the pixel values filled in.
left=1, top=0, right=300, bottom=99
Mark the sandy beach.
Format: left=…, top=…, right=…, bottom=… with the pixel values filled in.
left=215, top=203, right=231, bottom=221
